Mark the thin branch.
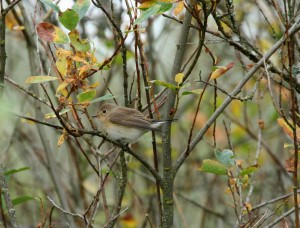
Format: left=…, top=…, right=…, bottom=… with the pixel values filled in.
left=47, top=196, right=84, bottom=219
left=4, top=76, right=51, bottom=107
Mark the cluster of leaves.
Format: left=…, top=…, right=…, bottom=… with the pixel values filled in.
left=135, top=0, right=185, bottom=25
left=25, top=0, right=114, bottom=119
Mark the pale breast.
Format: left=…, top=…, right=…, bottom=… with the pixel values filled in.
left=105, top=123, right=147, bottom=143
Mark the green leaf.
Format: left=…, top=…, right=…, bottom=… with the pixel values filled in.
left=77, top=89, right=96, bottom=103
left=4, top=167, right=30, bottom=176
left=134, top=4, right=161, bottom=25
left=72, top=0, right=91, bottom=19
left=12, top=195, right=35, bottom=206
left=182, top=89, right=203, bottom=96
left=39, top=0, right=60, bottom=12
left=150, top=80, right=177, bottom=91
left=45, top=109, right=71, bottom=119
left=199, top=159, right=227, bottom=175
left=215, top=149, right=235, bottom=167
left=240, top=166, right=257, bottom=176
left=157, top=2, right=173, bottom=13
left=90, top=94, right=116, bottom=104
left=36, top=22, right=69, bottom=44
left=25, top=76, right=58, bottom=84
left=59, top=9, right=79, bottom=30
left=69, top=30, right=90, bottom=52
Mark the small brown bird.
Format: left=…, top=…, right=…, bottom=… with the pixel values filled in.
left=93, top=103, right=169, bottom=143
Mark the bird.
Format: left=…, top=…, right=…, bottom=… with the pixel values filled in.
left=93, top=103, right=171, bottom=143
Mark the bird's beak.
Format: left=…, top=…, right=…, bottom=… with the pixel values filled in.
left=92, top=114, right=99, bottom=118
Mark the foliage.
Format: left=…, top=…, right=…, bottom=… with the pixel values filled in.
left=1, top=0, right=300, bottom=227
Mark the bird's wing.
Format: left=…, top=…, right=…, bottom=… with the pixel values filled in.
left=109, top=108, right=155, bottom=131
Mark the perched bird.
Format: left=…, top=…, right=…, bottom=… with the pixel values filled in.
left=93, top=103, right=170, bottom=143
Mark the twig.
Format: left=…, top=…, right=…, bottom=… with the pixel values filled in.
left=47, top=196, right=83, bottom=219
left=264, top=204, right=300, bottom=228
left=4, top=76, right=50, bottom=107
left=103, top=207, right=129, bottom=227
left=252, top=189, right=300, bottom=210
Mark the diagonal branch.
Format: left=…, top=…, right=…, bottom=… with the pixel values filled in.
left=174, top=16, right=300, bottom=173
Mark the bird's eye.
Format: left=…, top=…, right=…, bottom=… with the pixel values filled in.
left=102, top=109, right=107, bottom=114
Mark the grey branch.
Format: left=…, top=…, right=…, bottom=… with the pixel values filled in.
left=174, top=16, right=300, bottom=173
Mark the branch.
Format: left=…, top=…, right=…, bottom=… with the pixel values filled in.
left=4, top=76, right=51, bottom=107
left=47, top=196, right=84, bottom=219
left=174, top=16, right=300, bottom=173
left=15, top=115, right=163, bottom=185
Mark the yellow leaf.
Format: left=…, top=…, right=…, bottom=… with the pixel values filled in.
left=5, top=11, right=19, bottom=30
left=78, top=64, right=91, bottom=75
left=71, top=55, right=88, bottom=64
left=277, top=118, right=300, bottom=141
left=210, top=62, right=234, bottom=81
left=57, top=134, right=65, bottom=147
left=56, top=81, right=69, bottom=94
left=25, top=76, right=58, bottom=84
left=175, top=72, right=184, bottom=84
left=174, top=1, right=184, bottom=16
left=56, top=48, right=72, bottom=57
left=56, top=56, right=67, bottom=76
left=138, top=0, right=156, bottom=9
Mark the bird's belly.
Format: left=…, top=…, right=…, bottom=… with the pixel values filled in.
left=106, top=125, right=147, bottom=143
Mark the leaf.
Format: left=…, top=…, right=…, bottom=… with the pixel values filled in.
left=138, top=0, right=156, bottom=10
left=59, top=9, right=79, bottom=30
left=134, top=4, right=161, bottom=25
left=277, top=118, right=300, bottom=141
left=199, top=159, right=227, bottom=175
left=150, top=80, right=177, bottom=91
left=39, top=0, right=60, bottom=12
left=56, top=81, right=70, bottom=94
left=72, top=0, right=91, bottom=19
left=182, top=89, right=203, bottom=95
left=240, top=166, right=257, bottom=176
left=174, top=1, right=184, bottom=16
left=175, top=73, right=184, bottom=84
left=4, top=167, right=30, bottom=176
left=156, top=2, right=173, bottom=14
left=56, top=55, right=67, bottom=76
left=36, top=22, right=69, bottom=44
left=77, top=89, right=96, bottom=103
left=90, top=94, right=116, bottom=104
left=210, top=62, right=235, bottom=80
left=69, top=30, right=90, bottom=52
left=12, top=195, right=35, bottom=206
left=214, top=149, right=235, bottom=167
left=45, top=109, right=71, bottom=119
left=25, top=76, right=58, bottom=84
left=57, top=134, right=65, bottom=147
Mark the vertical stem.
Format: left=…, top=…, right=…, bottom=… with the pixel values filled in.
left=161, top=10, right=192, bottom=227
left=105, top=150, right=128, bottom=227
left=0, top=167, right=18, bottom=228
left=287, top=34, right=299, bottom=228
left=0, top=5, right=6, bottom=98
